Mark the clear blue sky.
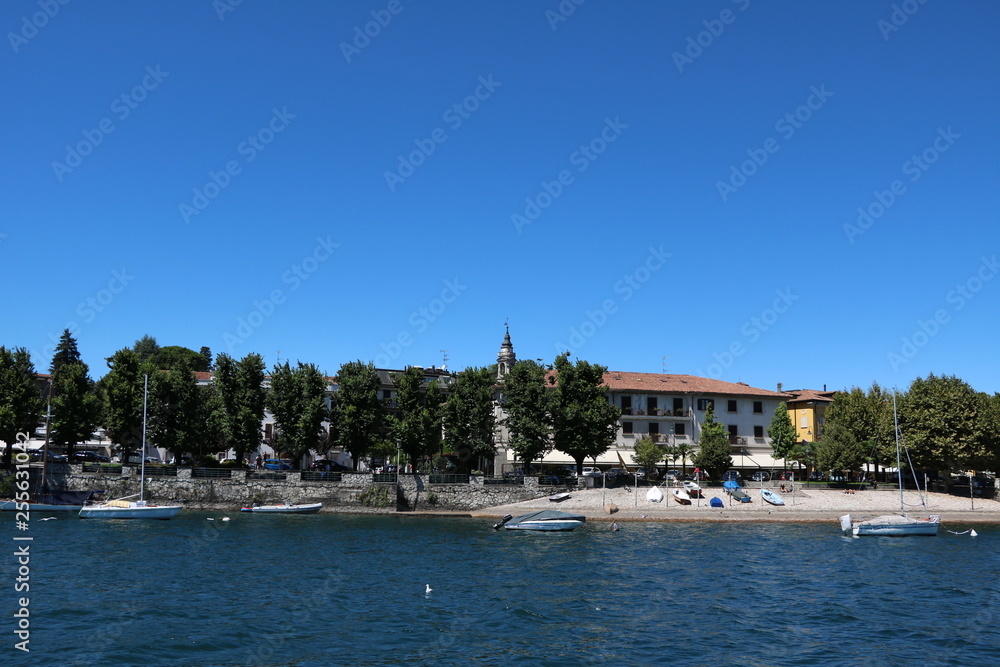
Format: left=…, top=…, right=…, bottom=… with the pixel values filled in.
left=3, top=0, right=998, bottom=395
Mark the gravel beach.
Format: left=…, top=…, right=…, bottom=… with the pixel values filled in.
left=470, top=485, right=1000, bottom=525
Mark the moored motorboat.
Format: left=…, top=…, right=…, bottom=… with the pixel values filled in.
left=492, top=509, right=585, bottom=531
left=840, top=513, right=940, bottom=536
left=241, top=502, right=323, bottom=514
left=673, top=488, right=691, bottom=505
left=760, top=488, right=785, bottom=506
left=1, top=490, right=101, bottom=512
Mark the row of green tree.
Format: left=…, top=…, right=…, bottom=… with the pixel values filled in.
left=0, top=332, right=626, bottom=474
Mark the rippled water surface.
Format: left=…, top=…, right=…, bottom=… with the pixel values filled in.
left=4, top=513, right=998, bottom=666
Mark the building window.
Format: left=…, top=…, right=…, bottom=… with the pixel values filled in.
left=621, top=396, right=632, bottom=415
left=753, top=401, right=763, bottom=414
left=801, top=416, right=808, bottom=428
left=622, top=421, right=633, bottom=435
left=697, top=398, right=714, bottom=411
left=647, top=397, right=657, bottom=414
left=383, top=390, right=392, bottom=401
left=264, top=423, right=273, bottom=441
left=674, top=423, right=686, bottom=436
left=673, top=398, right=683, bottom=412
left=727, top=400, right=737, bottom=413
left=754, top=425, right=764, bottom=438
left=728, top=425, right=738, bottom=437
left=649, top=422, right=659, bottom=436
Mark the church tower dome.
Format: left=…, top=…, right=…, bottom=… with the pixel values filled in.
left=497, top=325, right=516, bottom=379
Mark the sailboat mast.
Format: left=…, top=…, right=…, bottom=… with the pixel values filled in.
left=40, top=381, right=53, bottom=496
left=893, top=391, right=903, bottom=512
left=140, top=374, right=148, bottom=501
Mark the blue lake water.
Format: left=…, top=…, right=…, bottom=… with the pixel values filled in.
left=4, top=512, right=998, bottom=666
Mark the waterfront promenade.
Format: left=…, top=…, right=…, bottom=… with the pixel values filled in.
left=470, top=486, right=1000, bottom=525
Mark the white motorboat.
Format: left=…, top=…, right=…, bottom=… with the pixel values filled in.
left=682, top=480, right=703, bottom=498
left=241, top=502, right=323, bottom=514
left=492, top=510, right=585, bottom=531
left=646, top=486, right=664, bottom=503
left=673, top=488, right=691, bottom=505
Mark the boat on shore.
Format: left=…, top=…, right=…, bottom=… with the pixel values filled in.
left=760, top=488, right=785, bottom=506
left=682, top=480, right=703, bottom=498
left=241, top=502, right=323, bottom=514
left=723, top=481, right=751, bottom=503
left=492, top=509, right=585, bottom=531
left=673, top=488, right=692, bottom=505
left=549, top=492, right=571, bottom=502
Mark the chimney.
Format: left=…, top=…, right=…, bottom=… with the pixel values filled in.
left=777, top=382, right=783, bottom=393
left=823, top=384, right=827, bottom=391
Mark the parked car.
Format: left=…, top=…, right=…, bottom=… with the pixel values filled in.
left=581, top=466, right=603, bottom=477
left=604, top=468, right=633, bottom=484
left=310, top=459, right=351, bottom=472
left=665, top=469, right=681, bottom=481
left=808, top=471, right=827, bottom=482
left=29, top=450, right=68, bottom=463
left=690, top=470, right=709, bottom=481
left=778, top=471, right=796, bottom=481
left=71, top=451, right=110, bottom=463
left=264, top=458, right=291, bottom=470
left=751, top=471, right=771, bottom=482
left=722, top=470, right=741, bottom=482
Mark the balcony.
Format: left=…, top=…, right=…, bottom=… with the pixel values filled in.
left=728, top=436, right=748, bottom=446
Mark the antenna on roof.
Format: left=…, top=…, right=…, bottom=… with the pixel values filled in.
left=440, top=349, right=449, bottom=368
left=662, top=356, right=669, bottom=374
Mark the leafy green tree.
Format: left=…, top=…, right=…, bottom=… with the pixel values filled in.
left=500, top=360, right=551, bottom=474
left=213, top=353, right=267, bottom=466
left=0, top=347, right=42, bottom=468
left=199, top=346, right=213, bottom=371
left=330, top=361, right=384, bottom=470
left=789, top=439, right=818, bottom=476
left=442, top=367, right=498, bottom=472
left=159, top=345, right=210, bottom=372
left=389, top=367, right=442, bottom=468
left=900, top=374, right=990, bottom=471
left=267, top=361, right=328, bottom=468
left=767, top=402, right=796, bottom=462
left=692, top=404, right=731, bottom=477
left=631, top=436, right=666, bottom=476
left=97, top=348, right=151, bottom=463
left=816, top=396, right=867, bottom=476
left=132, top=335, right=160, bottom=366
left=673, top=442, right=695, bottom=477
left=148, top=359, right=202, bottom=463
left=550, top=354, right=620, bottom=474
left=49, top=332, right=100, bottom=461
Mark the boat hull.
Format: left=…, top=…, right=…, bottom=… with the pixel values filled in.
left=673, top=489, right=691, bottom=505
left=844, top=514, right=940, bottom=536
left=79, top=503, right=182, bottom=520
left=0, top=501, right=90, bottom=512
left=760, top=489, right=785, bottom=506
left=242, top=503, right=323, bottom=514
left=505, top=520, right=583, bottom=531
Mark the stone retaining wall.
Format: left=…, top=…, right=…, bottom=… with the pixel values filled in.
left=27, top=465, right=574, bottom=511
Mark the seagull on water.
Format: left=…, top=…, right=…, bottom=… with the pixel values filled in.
left=425, top=584, right=433, bottom=594
left=39, top=517, right=56, bottom=521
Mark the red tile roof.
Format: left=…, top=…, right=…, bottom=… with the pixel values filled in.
left=601, top=372, right=789, bottom=397
left=785, top=388, right=837, bottom=404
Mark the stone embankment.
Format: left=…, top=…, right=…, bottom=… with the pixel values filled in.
left=30, top=464, right=570, bottom=513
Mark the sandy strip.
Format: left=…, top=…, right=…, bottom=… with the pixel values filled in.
left=469, top=486, right=1000, bottom=524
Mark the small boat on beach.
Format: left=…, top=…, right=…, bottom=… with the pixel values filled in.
left=682, top=480, right=703, bottom=498
left=241, top=502, right=323, bottom=514
left=760, top=488, right=785, bottom=506
left=492, top=509, right=586, bottom=531
left=646, top=486, right=664, bottom=503
left=673, top=488, right=691, bottom=505
left=549, top=492, right=571, bottom=502
left=722, top=480, right=751, bottom=503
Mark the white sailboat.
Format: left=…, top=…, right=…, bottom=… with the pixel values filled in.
left=79, top=376, right=182, bottom=520
left=840, top=393, right=939, bottom=537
